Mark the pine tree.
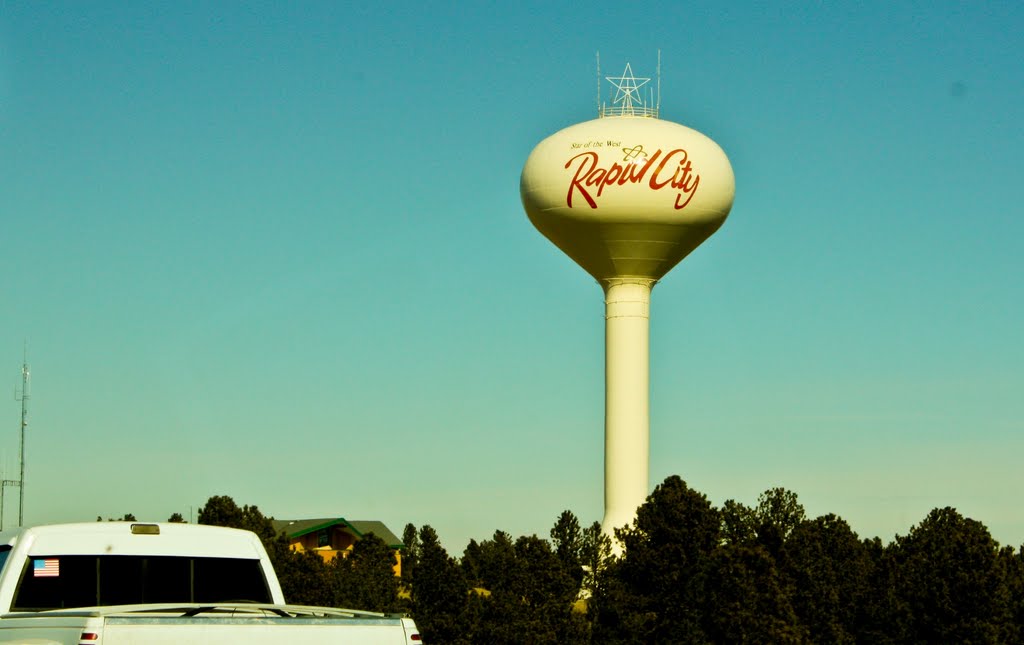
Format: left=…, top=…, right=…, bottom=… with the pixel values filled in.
left=331, top=533, right=400, bottom=612
left=893, top=507, right=1011, bottom=642
left=595, top=475, right=719, bottom=643
left=413, top=525, right=471, bottom=644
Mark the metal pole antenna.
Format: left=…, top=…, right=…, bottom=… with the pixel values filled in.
left=656, top=50, right=661, bottom=114
left=15, top=353, right=29, bottom=527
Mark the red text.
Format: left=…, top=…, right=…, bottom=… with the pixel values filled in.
left=564, top=149, right=701, bottom=210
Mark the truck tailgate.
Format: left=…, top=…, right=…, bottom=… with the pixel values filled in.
left=101, top=615, right=417, bottom=644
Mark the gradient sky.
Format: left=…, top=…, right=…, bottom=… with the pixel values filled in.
left=2, top=1, right=1021, bottom=552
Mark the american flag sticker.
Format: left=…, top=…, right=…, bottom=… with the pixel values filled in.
left=33, top=559, right=60, bottom=577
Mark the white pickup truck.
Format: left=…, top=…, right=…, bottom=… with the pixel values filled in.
left=0, top=522, right=421, bottom=644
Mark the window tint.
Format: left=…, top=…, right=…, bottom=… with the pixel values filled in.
left=14, top=556, right=97, bottom=610
left=0, top=547, right=11, bottom=576
left=193, top=557, right=271, bottom=603
left=12, top=556, right=271, bottom=610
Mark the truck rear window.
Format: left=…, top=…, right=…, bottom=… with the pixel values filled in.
left=12, top=555, right=272, bottom=610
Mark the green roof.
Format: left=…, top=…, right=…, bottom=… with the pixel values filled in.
left=272, top=517, right=403, bottom=549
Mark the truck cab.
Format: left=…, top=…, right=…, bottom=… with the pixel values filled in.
left=0, top=522, right=284, bottom=612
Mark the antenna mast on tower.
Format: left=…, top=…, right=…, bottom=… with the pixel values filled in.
left=4, top=350, right=29, bottom=529
left=656, top=49, right=662, bottom=114
left=17, top=352, right=29, bottom=526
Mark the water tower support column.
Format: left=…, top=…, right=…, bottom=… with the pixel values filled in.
left=602, top=278, right=655, bottom=540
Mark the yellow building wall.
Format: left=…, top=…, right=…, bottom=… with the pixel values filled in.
left=286, top=526, right=402, bottom=577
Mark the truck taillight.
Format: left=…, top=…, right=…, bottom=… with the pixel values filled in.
left=410, top=634, right=421, bottom=642
left=79, top=633, right=99, bottom=642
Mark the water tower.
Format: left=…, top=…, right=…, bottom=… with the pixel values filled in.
left=520, top=59, right=735, bottom=541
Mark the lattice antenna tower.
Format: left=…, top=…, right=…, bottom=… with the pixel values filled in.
left=4, top=349, right=30, bottom=528
left=18, top=352, right=29, bottom=526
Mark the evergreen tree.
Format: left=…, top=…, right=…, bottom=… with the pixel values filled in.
left=197, top=496, right=278, bottom=544
left=892, top=507, right=1011, bottom=643
left=472, top=533, right=579, bottom=645
left=550, top=510, right=584, bottom=589
left=401, top=522, right=419, bottom=586
left=1001, top=545, right=1024, bottom=643
left=331, top=533, right=400, bottom=613
left=464, top=530, right=516, bottom=592
left=753, top=487, right=805, bottom=561
left=413, top=525, right=471, bottom=644
left=720, top=498, right=757, bottom=546
left=595, top=475, right=719, bottom=643
left=580, top=520, right=612, bottom=599
left=274, top=546, right=332, bottom=606
left=703, top=543, right=807, bottom=643
left=784, top=514, right=870, bottom=643
left=515, top=534, right=578, bottom=641
left=197, top=495, right=246, bottom=528
left=855, top=536, right=908, bottom=644
left=464, top=531, right=521, bottom=644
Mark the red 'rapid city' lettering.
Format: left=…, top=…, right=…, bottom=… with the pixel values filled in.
left=564, top=148, right=701, bottom=210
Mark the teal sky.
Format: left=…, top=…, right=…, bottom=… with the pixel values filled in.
left=2, top=2, right=1022, bottom=551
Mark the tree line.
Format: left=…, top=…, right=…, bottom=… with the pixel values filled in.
left=181, top=478, right=1024, bottom=644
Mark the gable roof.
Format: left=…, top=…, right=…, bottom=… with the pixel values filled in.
left=272, top=518, right=403, bottom=549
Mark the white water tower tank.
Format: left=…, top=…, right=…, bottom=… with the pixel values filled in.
left=520, top=62, right=735, bottom=542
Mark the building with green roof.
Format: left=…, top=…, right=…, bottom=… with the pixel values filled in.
left=271, top=518, right=405, bottom=576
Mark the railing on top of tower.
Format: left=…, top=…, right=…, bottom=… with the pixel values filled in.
left=597, top=54, right=660, bottom=119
